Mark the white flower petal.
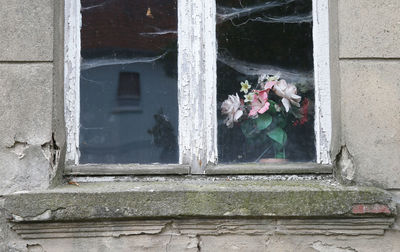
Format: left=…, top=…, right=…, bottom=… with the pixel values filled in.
left=234, top=110, right=243, bottom=121
left=282, top=98, right=290, bottom=112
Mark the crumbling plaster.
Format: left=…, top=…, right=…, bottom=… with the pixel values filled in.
left=0, top=0, right=400, bottom=251
left=0, top=0, right=66, bottom=195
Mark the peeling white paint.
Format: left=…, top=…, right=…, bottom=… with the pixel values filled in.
left=64, top=0, right=332, bottom=171
left=64, top=0, right=81, bottom=165
left=178, top=0, right=217, bottom=174
left=313, top=0, right=332, bottom=164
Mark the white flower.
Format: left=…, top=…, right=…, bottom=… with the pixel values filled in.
left=267, top=74, right=280, bottom=82
left=240, top=80, right=251, bottom=94
left=244, top=92, right=254, bottom=103
left=221, top=93, right=243, bottom=128
left=273, top=80, right=301, bottom=112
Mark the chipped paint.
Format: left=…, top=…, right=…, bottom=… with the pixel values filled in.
left=313, top=0, right=332, bottom=164
left=64, top=0, right=81, bottom=165
left=178, top=0, right=217, bottom=174
left=64, top=0, right=332, bottom=171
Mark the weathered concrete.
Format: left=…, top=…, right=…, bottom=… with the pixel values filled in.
left=4, top=181, right=395, bottom=222
left=0, top=64, right=53, bottom=147
left=201, top=235, right=265, bottom=252
left=30, top=235, right=199, bottom=252
left=0, top=64, right=54, bottom=194
left=339, top=0, right=400, bottom=58
left=340, top=60, right=400, bottom=188
left=2, top=216, right=399, bottom=251
left=0, top=0, right=400, bottom=251
left=0, top=0, right=53, bottom=61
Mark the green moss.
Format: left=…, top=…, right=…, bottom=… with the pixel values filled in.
left=4, top=180, right=395, bottom=222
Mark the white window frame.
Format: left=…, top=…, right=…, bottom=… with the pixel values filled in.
left=64, top=0, right=331, bottom=175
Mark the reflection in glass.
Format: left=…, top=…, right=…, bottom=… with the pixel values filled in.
left=80, top=0, right=178, bottom=164
left=217, top=0, right=315, bottom=163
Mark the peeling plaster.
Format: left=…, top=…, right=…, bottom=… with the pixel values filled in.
left=7, top=141, right=29, bottom=159
left=336, top=146, right=355, bottom=184
left=11, top=208, right=65, bottom=222
left=27, top=244, right=45, bottom=252
left=311, top=241, right=358, bottom=252
left=12, top=210, right=52, bottom=222
left=41, top=134, right=61, bottom=179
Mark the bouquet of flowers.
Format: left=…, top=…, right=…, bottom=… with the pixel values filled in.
left=221, top=74, right=310, bottom=160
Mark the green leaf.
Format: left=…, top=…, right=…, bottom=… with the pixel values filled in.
left=276, top=115, right=287, bottom=128
left=256, top=114, right=272, bottom=131
left=267, top=127, right=287, bottom=145
left=241, top=120, right=255, bottom=138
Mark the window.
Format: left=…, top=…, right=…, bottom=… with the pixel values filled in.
left=65, top=0, right=331, bottom=174
left=115, top=72, right=141, bottom=111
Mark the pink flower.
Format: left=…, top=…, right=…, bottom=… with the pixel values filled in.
left=264, top=81, right=276, bottom=90
left=258, top=74, right=278, bottom=90
left=248, top=90, right=270, bottom=117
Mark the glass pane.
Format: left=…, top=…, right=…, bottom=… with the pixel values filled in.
left=217, top=0, right=315, bottom=163
left=80, top=0, right=178, bottom=164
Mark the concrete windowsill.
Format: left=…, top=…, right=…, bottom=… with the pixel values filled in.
left=4, top=180, right=396, bottom=223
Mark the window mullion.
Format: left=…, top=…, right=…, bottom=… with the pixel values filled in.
left=64, top=0, right=81, bottom=165
left=178, top=0, right=217, bottom=174
left=312, top=0, right=332, bottom=164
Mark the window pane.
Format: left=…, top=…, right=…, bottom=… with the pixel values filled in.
left=80, top=0, right=178, bottom=164
left=217, top=0, right=315, bottom=163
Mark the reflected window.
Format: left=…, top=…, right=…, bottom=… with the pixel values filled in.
left=79, top=0, right=178, bottom=164
left=115, top=72, right=141, bottom=111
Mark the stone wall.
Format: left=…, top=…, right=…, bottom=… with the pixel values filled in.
left=0, top=0, right=399, bottom=251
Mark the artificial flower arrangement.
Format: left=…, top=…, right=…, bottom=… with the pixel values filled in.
left=221, top=74, right=310, bottom=160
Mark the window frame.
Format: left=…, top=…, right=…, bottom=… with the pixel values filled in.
left=64, top=0, right=332, bottom=175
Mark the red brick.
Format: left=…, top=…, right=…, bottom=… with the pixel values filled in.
left=352, top=204, right=391, bottom=214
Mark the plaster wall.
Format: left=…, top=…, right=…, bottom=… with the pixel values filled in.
left=0, top=0, right=399, bottom=251
left=338, top=0, right=400, bottom=189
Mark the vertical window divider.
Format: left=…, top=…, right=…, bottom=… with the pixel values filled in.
left=178, top=0, right=218, bottom=174
left=312, top=0, right=332, bottom=164
left=64, top=0, right=81, bottom=165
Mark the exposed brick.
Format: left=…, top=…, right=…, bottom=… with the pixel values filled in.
left=352, top=204, right=391, bottom=215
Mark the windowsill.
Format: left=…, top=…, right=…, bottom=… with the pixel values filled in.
left=4, top=179, right=396, bottom=223
left=64, top=162, right=332, bottom=176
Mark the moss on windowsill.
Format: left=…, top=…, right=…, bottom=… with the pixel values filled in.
left=4, top=180, right=396, bottom=222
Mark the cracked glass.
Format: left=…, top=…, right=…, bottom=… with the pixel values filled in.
left=217, top=0, right=316, bottom=163
left=80, top=0, right=178, bottom=164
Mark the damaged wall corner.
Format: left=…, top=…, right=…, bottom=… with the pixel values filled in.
left=334, top=145, right=355, bottom=185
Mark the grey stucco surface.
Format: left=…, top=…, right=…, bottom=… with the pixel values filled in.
left=338, top=0, right=400, bottom=58
left=0, top=0, right=53, bottom=61
left=0, top=0, right=400, bottom=251
left=0, top=63, right=53, bottom=194
left=340, top=60, right=400, bottom=188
